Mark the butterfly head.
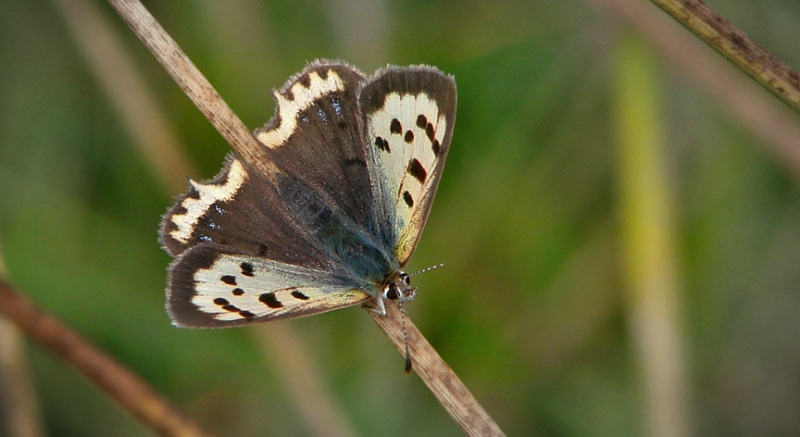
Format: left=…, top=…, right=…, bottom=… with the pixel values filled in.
left=382, top=271, right=416, bottom=303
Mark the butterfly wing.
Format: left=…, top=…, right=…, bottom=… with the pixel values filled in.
left=168, top=245, right=370, bottom=327
left=357, top=67, right=457, bottom=266
left=254, top=61, right=376, bottom=234
left=161, top=156, right=327, bottom=267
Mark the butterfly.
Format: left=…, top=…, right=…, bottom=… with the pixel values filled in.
left=160, top=60, right=456, bottom=328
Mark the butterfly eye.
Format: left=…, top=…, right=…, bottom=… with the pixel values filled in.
left=385, top=285, right=399, bottom=300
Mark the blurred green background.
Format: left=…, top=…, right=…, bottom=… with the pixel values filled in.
left=2, top=0, right=800, bottom=435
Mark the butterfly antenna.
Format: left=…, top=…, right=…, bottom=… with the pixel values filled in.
left=409, top=263, right=446, bottom=277
left=400, top=303, right=412, bottom=373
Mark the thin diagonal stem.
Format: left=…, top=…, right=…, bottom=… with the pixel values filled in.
left=369, top=303, right=505, bottom=436
left=105, top=0, right=278, bottom=179
left=649, top=0, right=800, bottom=112
left=591, top=0, right=800, bottom=180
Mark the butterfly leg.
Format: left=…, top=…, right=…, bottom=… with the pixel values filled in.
left=363, top=297, right=387, bottom=316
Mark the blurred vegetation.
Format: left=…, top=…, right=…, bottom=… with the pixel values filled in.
left=2, top=0, right=800, bottom=435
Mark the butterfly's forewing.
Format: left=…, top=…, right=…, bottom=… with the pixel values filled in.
left=254, top=63, right=376, bottom=233
left=358, top=67, right=457, bottom=265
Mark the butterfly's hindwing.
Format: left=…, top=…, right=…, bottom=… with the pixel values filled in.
left=168, top=245, right=371, bottom=327
left=359, top=67, right=457, bottom=265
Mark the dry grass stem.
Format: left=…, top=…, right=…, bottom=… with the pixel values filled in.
left=649, top=0, right=800, bottom=112
left=106, top=0, right=278, bottom=178
left=369, top=303, right=505, bottom=436
left=593, top=0, right=800, bottom=179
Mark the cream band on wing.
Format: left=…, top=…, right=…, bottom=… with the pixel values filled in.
left=170, top=159, right=248, bottom=244
left=256, top=70, right=346, bottom=149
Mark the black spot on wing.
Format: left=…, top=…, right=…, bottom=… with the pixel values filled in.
left=214, top=297, right=241, bottom=314
left=259, top=292, right=283, bottom=308
left=426, top=123, right=435, bottom=141
left=240, top=262, right=254, bottom=277
left=221, top=275, right=237, bottom=285
left=403, top=191, right=414, bottom=207
left=416, top=114, right=427, bottom=128
left=232, top=288, right=244, bottom=296
left=404, top=130, right=414, bottom=143
left=374, top=136, right=390, bottom=152
left=390, top=118, right=402, bottom=134
left=407, top=158, right=427, bottom=183
left=291, top=290, right=310, bottom=300
left=432, top=139, right=441, bottom=156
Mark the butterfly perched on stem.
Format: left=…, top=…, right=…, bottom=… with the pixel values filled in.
left=160, top=60, right=456, bottom=328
